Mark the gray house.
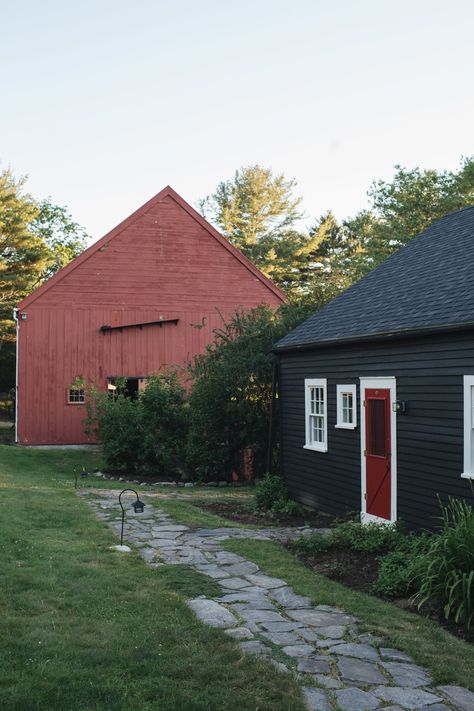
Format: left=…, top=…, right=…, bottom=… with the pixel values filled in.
left=274, top=205, right=474, bottom=530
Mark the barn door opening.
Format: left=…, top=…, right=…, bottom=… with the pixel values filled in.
left=108, top=377, right=147, bottom=400
left=360, top=378, right=397, bottom=524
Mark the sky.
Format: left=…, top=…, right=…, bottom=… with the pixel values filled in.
left=1, top=0, right=473, bottom=241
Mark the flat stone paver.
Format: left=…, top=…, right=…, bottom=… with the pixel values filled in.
left=81, top=489, right=473, bottom=711
left=437, top=685, right=474, bottom=710
left=186, top=598, right=237, bottom=628
left=301, top=687, right=331, bottom=711
left=381, top=661, right=432, bottom=688
left=373, top=686, right=442, bottom=708
left=337, top=657, right=386, bottom=685
left=335, top=687, right=380, bottom=710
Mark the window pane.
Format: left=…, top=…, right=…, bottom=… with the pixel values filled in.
left=342, top=392, right=353, bottom=423
left=368, top=399, right=386, bottom=456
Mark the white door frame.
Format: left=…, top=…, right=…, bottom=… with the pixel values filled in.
left=360, top=377, right=397, bottom=525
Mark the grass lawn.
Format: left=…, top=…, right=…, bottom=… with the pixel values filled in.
left=224, top=538, right=474, bottom=691
left=0, top=446, right=305, bottom=711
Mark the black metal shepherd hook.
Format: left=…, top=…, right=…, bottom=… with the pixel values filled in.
left=119, top=489, right=145, bottom=545
left=73, top=467, right=89, bottom=489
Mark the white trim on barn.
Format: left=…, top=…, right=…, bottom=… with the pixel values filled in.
left=360, top=377, right=397, bottom=525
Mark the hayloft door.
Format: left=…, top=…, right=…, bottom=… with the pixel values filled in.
left=360, top=378, right=397, bottom=524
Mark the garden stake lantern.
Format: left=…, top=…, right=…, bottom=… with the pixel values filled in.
left=119, top=489, right=145, bottom=545
left=73, top=467, right=89, bottom=489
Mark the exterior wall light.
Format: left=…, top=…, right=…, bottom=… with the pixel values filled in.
left=119, top=489, right=145, bottom=545
left=392, top=400, right=408, bottom=414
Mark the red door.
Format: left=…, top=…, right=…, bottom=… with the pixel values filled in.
left=365, top=388, right=391, bottom=520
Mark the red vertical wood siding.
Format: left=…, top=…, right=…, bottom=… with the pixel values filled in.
left=16, top=190, right=285, bottom=444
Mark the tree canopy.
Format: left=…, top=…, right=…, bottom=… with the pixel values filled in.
left=201, top=157, right=474, bottom=307
left=0, top=171, right=49, bottom=342
left=0, top=169, right=89, bottom=391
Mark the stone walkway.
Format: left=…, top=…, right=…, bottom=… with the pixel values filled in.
left=80, top=490, right=474, bottom=711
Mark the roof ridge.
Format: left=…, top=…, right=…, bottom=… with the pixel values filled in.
left=17, top=186, right=286, bottom=309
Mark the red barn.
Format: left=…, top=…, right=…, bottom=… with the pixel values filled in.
left=15, top=186, right=285, bottom=445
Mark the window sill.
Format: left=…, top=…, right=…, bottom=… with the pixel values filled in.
left=303, top=444, right=328, bottom=453
left=461, top=472, right=474, bottom=480
left=335, top=424, right=357, bottom=430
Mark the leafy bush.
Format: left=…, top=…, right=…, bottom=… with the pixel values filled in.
left=85, top=372, right=188, bottom=476
left=186, top=303, right=316, bottom=482
left=413, top=497, right=474, bottom=629
left=373, top=534, right=431, bottom=598
left=293, top=532, right=332, bottom=555
left=254, top=472, right=303, bottom=516
left=331, top=520, right=405, bottom=554
left=85, top=390, right=142, bottom=471
left=254, top=473, right=288, bottom=511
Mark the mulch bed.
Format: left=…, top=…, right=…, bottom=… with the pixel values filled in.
left=290, top=543, right=474, bottom=645
left=197, top=501, right=339, bottom=528
left=290, top=546, right=381, bottom=594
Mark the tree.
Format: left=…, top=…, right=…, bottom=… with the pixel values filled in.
left=0, top=169, right=90, bottom=393
left=0, top=170, right=49, bottom=343
left=186, top=302, right=316, bottom=481
left=32, top=199, right=88, bottom=279
left=345, top=156, right=474, bottom=279
left=200, top=165, right=305, bottom=283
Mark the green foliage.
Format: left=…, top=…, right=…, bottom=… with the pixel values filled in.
left=86, top=372, right=188, bottom=476
left=0, top=170, right=49, bottom=342
left=343, top=156, right=474, bottom=280
left=255, top=473, right=286, bottom=511
left=32, top=199, right=88, bottom=279
left=186, top=304, right=315, bottom=481
left=200, top=164, right=303, bottom=259
left=331, top=520, right=405, bottom=553
left=85, top=389, right=142, bottom=472
left=293, top=532, right=332, bottom=555
left=254, top=473, right=303, bottom=516
left=139, top=373, right=189, bottom=475
left=373, top=535, right=432, bottom=598
left=413, top=497, right=474, bottom=629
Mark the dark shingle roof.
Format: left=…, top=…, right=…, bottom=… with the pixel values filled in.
left=275, top=205, right=474, bottom=351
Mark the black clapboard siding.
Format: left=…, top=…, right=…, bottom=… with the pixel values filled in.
left=278, top=330, right=474, bottom=530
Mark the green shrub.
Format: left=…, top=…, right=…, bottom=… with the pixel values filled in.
left=332, top=520, right=405, bottom=554
left=373, top=535, right=431, bottom=598
left=254, top=473, right=288, bottom=511
left=293, top=532, right=332, bottom=555
left=413, top=497, right=474, bottom=629
left=186, top=304, right=316, bottom=482
left=85, top=372, right=188, bottom=477
left=277, top=499, right=304, bottom=517
left=253, top=472, right=303, bottom=516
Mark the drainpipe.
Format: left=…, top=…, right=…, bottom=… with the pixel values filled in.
left=13, top=308, right=19, bottom=444
left=265, top=356, right=278, bottom=474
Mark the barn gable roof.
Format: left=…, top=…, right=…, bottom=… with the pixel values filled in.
left=18, top=186, right=286, bottom=309
left=275, top=204, right=474, bottom=352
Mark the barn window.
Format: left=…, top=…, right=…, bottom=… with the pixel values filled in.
left=304, top=378, right=327, bottom=452
left=462, top=375, right=474, bottom=479
left=68, top=386, right=85, bottom=404
left=336, top=384, right=357, bottom=429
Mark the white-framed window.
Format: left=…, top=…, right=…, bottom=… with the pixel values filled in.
left=462, top=375, right=474, bottom=479
left=68, top=387, right=85, bottom=404
left=304, top=378, right=327, bottom=452
left=336, top=384, right=357, bottom=429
